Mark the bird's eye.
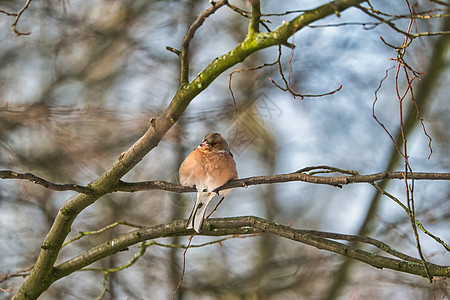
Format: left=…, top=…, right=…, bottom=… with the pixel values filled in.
left=211, top=141, right=217, bottom=146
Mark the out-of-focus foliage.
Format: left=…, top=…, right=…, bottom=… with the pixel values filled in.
left=0, top=0, right=449, bottom=299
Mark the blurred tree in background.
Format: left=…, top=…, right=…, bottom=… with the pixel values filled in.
left=0, top=0, right=449, bottom=299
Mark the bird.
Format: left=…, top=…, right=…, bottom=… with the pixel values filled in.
left=179, top=132, right=238, bottom=233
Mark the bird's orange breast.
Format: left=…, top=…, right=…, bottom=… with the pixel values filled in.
left=179, top=148, right=237, bottom=192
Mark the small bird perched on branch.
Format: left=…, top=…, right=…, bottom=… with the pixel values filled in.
left=179, top=132, right=238, bottom=233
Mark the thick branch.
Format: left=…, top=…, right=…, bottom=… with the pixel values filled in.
left=51, top=216, right=449, bottom=283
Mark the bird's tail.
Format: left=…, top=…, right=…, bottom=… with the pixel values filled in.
left=187, top=192, right=214, bottom=233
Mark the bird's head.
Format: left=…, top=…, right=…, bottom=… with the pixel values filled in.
left=198, top=132, right=231, bottom=154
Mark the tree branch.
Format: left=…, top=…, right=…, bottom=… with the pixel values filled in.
left=248, top=0, right=261, bottom=36
left=114, top=171, right=450, bottom=193
left=2, top=169, right=449, bottom=194
left=2, top=167, right=448, bottom=251
left=0, top=170, right=93, bottom=194
left=50, top=216, right=449, bottom=284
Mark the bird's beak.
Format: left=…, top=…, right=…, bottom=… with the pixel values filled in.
left=200, top=142, right=210, bottom=149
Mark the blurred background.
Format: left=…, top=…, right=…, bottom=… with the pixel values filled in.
left=0, top=0, right=449, bottom=299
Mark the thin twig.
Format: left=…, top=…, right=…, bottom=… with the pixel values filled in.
left=172, top=195, right=226, bottom=299
left=372, top=66, right=404, bottom=155
left=12, top=0, right=33, bottom=36
left=302, top=230, right=424, bottom=263
left=144, top=234, right=259, bottom=249
left=227, top=44, right=282, bottom=120
left=62, top=220, right=146, bottom=247
left=357, top=4, right=450, bottom=42
left=172, top=233, right=195, bottom=300
left=369, top=182, right=450, bottom=252
left=180, top=0, right=228, bottom=84
left=94, top=272, right=109, bottom=300
left=364, top=2, right=448, bottom=19
left=0, top=9, right=18, bottom=16
left=268, top=32, right=343, bottom=100
left=0, top=265, right=33, bottom=284
left=165, top=46, right=181, bottom=56
left=82, top=241, right=148, bottom=274
left=393, top=3, right=431, bottom=280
